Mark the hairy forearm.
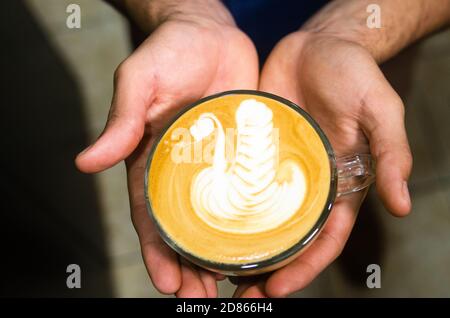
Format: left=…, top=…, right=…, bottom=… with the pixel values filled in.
left=114, top=0, right=235, bottom=32
left=302, top=0, right=450, bottom=62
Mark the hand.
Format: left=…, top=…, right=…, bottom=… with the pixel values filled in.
left=75, top=2, right=258, bottom=297
left=234, top=31, right=412, bottom=297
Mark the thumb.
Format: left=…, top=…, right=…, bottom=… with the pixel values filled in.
left=75, top=62, right=152, bottom=173
left=363, top=93, right=413, bottom=217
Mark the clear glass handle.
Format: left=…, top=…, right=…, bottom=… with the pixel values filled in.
left=336, top=154, right=376, bottom=197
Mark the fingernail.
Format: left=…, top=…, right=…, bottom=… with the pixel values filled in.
left=402, top=181, right=411, bottom=207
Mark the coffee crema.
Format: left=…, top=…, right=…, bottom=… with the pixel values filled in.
left=148, top=94, right=331, bottom=265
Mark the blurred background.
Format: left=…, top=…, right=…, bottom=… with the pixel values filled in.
left=0, top=0, right=449, bottom=297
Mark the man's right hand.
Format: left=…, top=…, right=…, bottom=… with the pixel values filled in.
left=75, top=0, right=259, bottom=297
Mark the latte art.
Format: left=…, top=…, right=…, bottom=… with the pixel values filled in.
left=148, top=93, right=331, bottom=267
left=190, top=99, right=306, bottom=234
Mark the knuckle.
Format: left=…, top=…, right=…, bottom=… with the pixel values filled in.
left=403, top=147, right=413, bottom=170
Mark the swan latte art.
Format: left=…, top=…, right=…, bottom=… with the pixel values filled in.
left=147, top=93, right=331, bottom=267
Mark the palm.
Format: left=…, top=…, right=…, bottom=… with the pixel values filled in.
left=234, top=32, right=407, bottom=297
left=77, top=16, right=258, bottom=297
left=124, top=20, right=258, bottom=297
left=126, top=20, right=258, bottom=134
left=263, top=33, right=387, bottom=154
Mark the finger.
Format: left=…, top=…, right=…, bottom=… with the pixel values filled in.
left=361, top=92, right=413, bottom=216
left=140, top=234, right=182, bottom=295
left=176, top=262, right=208, bottom=298
left=75, top=59, right=153, bottom=173
left=265, top=193, right=363, bottom=297
left=199, top=270, right=219, bottom=298
left=128, top=136, right=181, bottom=294
left=236, top=281, right=267, bottom=298
left=215, top=273, right=226, bottom=281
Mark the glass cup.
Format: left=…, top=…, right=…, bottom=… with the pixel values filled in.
left=144, top=90, right=375, bottom=276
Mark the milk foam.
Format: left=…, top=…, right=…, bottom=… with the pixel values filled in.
left=190, top=99, right=306, bottom=234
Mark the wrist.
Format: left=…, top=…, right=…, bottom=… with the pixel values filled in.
left=300, top=0, right=450, bottom=64
left=123, top=0, right=236, bottom=33
left=301, top=21, right=387, bottom=63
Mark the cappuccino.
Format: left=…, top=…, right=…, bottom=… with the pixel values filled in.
left=147, top=92, right=331, bottom=268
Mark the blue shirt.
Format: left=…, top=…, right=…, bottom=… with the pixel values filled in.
left=222, top=0, right=328, bottom=62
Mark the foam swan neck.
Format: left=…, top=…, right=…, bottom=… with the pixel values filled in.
left=190, top=113, right=227, bottom=172
left=190, top=99, right=307, bottom=234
